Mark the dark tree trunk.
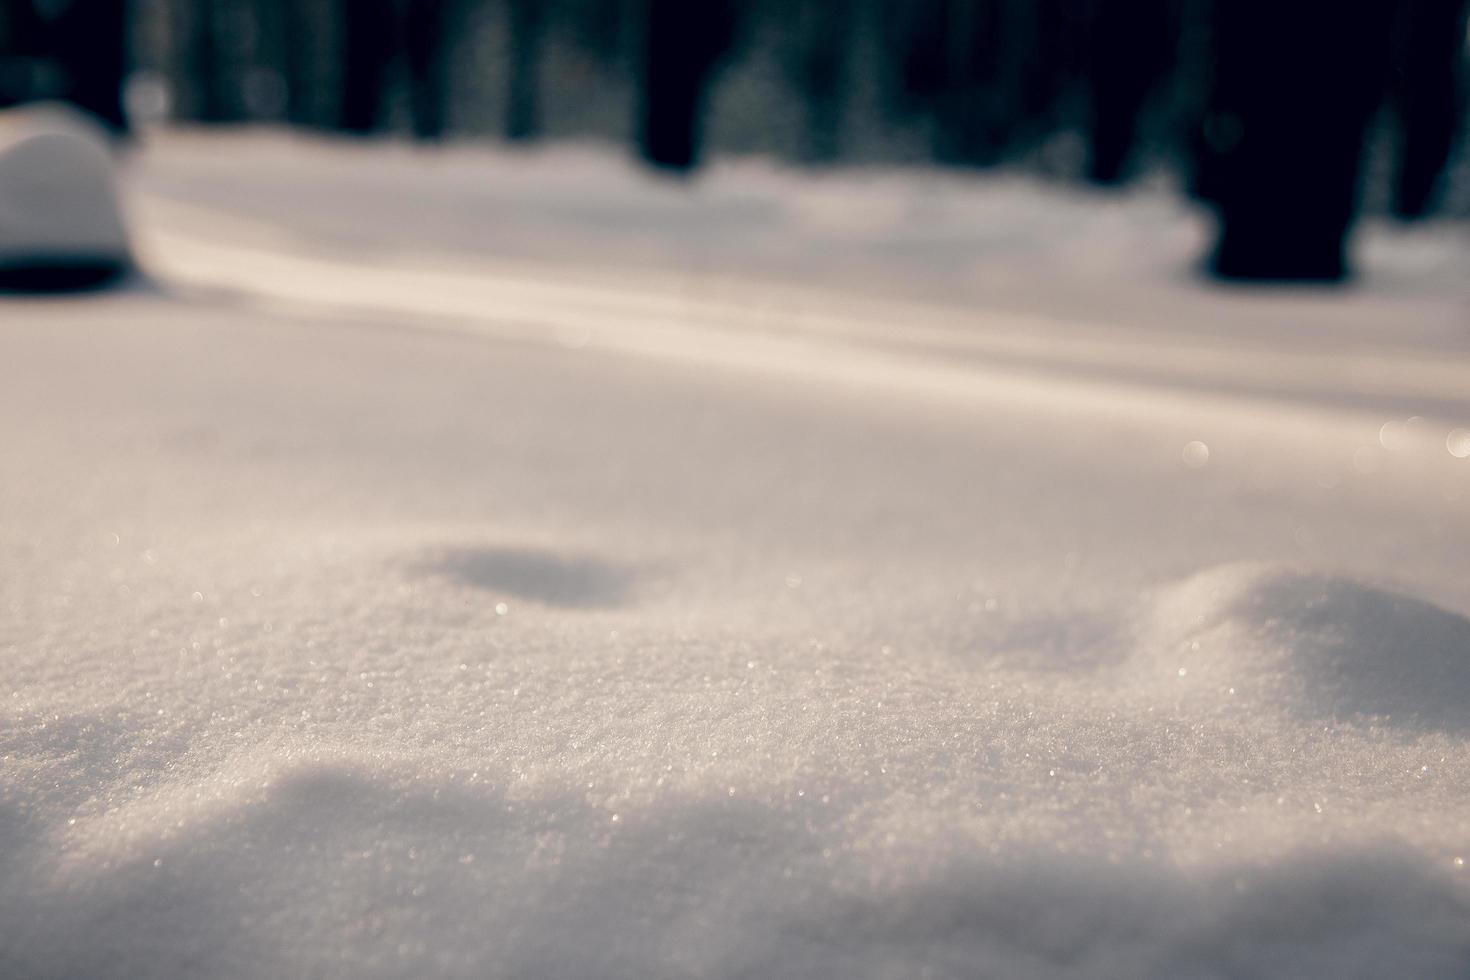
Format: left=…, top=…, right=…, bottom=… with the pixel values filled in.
left=882, top=0, right=948, bottom=116
left=405, top=0, right=453, bottom=140
left=565, top=0, right=627, bottom=68
left=182, top=0, right=237, bottom=123
left=1196, top=0, right=1396, bottom=282
left=1085, top=0, right=1177, bottom=184
left=339, top=0, right=395, bottom=133
left=505, top=0, right=544, bottom=141
left=282, top=0, right=314, bottom=125
left=886, top=0, right=1035, bottom=168
left=1017, top=0, right=1084, bottom=125
left=1388, top=0, right=1470, bottom=219
left=788, top=0, right=855, bottom=163
left=0, top=1, right=49, bottom=108
left=930, top=0, right=1007, bottom=166
left=636, top=0, right=739, bottom=171
left=54, top=0, right=130, bottom=131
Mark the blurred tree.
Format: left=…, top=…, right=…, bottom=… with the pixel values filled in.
left=0, top=0, right=131, bottom=130
left=64, top=0, right=132, bottom=131
left=0, top=0, right=49, bottom=108
left=405, top=0, right=453, bottom=139
left=338, top=0, right=394, bottom=132
left=881, top=0, right=1068, bottom=168
left=563, top=0, right=628, bottom=69
left=505, top=0, right=543, bottom=140
left=879, top=0, right=947, bottom=119
left=636, top=0, right=740, bottom=170
left=1017, top=0, right=1084, bottom=126
left=280, top=0, right=314, bottom=124
left=1195, top=0, right=1397, bottom=281
left=1084, top=0, right=1178, bottom=184
left=180, top=0, right=241, bottom=122
left=1387, top=0, right=1470, bottom=219
left=781, top=0, right=856, bottom=162
left=337, top=0, right=455, bottom=138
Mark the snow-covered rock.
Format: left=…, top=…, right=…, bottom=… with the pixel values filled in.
left=0, top=103, right=130, bottom=288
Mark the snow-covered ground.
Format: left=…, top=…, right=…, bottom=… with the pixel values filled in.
left=2, top=129, right=1468, bottom=978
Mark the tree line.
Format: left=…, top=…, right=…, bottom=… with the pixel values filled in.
left=2, top=0, right=1466, bottom=280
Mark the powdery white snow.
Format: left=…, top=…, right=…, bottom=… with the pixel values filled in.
left=1, top=130, right=1468, bottom=979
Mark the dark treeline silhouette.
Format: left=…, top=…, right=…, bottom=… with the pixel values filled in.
left=1, top=0, right=1467, bottom=280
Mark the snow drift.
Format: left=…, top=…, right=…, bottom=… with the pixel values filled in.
left=1143, top=563, right=1470, bottom=733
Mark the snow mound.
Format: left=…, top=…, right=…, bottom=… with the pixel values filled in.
left=0, top=103, right=130, bottom=288
left=1142, top=563, right=1470, bottom=731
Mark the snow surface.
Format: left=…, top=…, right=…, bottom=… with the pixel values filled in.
left=2, top=129, right=1469, bottom=978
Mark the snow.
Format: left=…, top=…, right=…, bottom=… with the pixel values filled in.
left=1143, top=563, right=1470, bottom=731
left=1, top=128, right=1468, bottom=978
left=0, top=104, right=130, bottom=270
